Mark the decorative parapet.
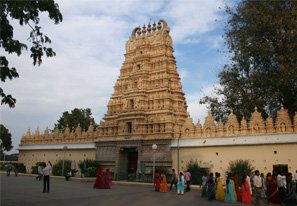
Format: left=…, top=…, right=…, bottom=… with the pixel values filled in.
left=180, top=106, right=297, bottom=138
left=20, top=124, right=96, bottom=145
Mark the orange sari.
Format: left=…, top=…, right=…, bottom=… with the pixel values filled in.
left=160, top=173, right=168, bottom=192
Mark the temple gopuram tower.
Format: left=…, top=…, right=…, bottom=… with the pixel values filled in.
left=95, top=20, right=188, bottom=179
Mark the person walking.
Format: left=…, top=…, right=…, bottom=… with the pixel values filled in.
left=241, top=174, right=252, bottom=204
left=284, top=172, right=296, bottom=206
left=160, top=172, right=168, bottom=193
left=14, top=163, right=18, bottom=176
left=184, top=169, right=191, bottom=192
left=224, top=173, right=237, bottom=203
left=215, top=173, right=225, bottom=201
left=169, top=169, right=177, bottom=191
left=253, top=170, right=263, bottom=206
left=42, top=161, right=52, bottom=193
left=36, top=163, right=43, bottom=181
left=177, top=172, right=185, bottom=195
left=6, top=162, right=13, bottom=176
left=207, top=172, right=216, bottom=201
left=201, top=173, right=208, bottom=197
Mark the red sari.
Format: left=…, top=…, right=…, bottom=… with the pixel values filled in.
left=94, top=168, right=105, bottom=189
left=231, top=175, right=241, bottom=201
left=241, top=181, right=252, bottom=204
left=104, top=169, right=112, bottom=189
left=155, top=172, right=160, bottom=191
left=267, top=178, right=282, bottom=204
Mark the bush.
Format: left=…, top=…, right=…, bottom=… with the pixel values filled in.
left=52, top=160, right=71, bottom=176
left=226, top=159, right=254, bottom=184
left=17, top=163, right=26, bottom=173
left=187, top=160, right=205, bottom=185
left=31, top=162, right=45, bottom=174
left=78, top=159, right=100, bottom=177
left=127, top=172, right=136, bottom=181
left=86, top=166, right=97, bottom=177
left=155, top=166, right=169, bottom=175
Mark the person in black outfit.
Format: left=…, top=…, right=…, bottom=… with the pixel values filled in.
left=42, top=161, right=52, bottom=193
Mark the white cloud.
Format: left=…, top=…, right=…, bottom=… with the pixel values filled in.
left=163, top=0, right=223, bottom=43
left=0, top=0, right=226, bottom=154
left=186, top=83, right=219, bottom=124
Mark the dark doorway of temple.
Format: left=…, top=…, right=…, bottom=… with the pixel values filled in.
left=273, top=164, right=288, bottom=175
left=127, top=151, right=138, bottom=174
left=117, top=148, right=138, bottom=180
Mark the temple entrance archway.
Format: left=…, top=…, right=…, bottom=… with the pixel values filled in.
left=118, top=148, right=138, bottom=180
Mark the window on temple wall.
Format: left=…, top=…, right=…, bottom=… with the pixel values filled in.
left=137, top=64, right=141, bottom=70
left=130, top=99, right=134, bottom=109
left=127, top=122, right=132, bottom=133
left=133, top=81, right=137, bottom=88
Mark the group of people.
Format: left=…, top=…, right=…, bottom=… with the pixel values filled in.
left=6, top=162, right=19, bottom=176
left=201, top=170, right=297, bottom=206
left=154, top=169, right=192, bottom=195
left=94, top=168, right=112, bottom=189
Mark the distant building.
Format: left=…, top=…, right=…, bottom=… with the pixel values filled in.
left=19, top=20, right=297, bottom=178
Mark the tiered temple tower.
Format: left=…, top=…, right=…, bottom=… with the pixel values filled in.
left=96, top=20, right=187, bottom=141
left=94, top=20, right=188, bottom=178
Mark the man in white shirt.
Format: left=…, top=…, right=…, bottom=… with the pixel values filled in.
left=277, top=172, right=286, bottom=203
left=253, top=170, right=262, bottom=205
left=42, top=161, right=52, bottom=193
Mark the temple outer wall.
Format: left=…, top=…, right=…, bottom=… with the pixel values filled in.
left=18, top=143, right=96, bottom=173
left=171, top=134, right=297, bottom=176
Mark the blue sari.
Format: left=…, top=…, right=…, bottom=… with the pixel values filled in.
left=224, top=179, right=237, bottom=203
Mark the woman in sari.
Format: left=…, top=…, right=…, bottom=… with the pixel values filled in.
left=232, top=173, right=241, bottom=202
left=177, top=172, right=185, bottom=195
left=104, top=168, right=112, bottom=189
left=284, top=173, right=296, bottom=206
left=225, top=173, right=237, bottom=203
left=215, top=173, right=225, bottom=201
left=241, top=174, right=252, bottom=204
left=267, top=173, right=282, bottom=204
left=160, top=172, right=168, bottom=192
left=207, top=173, right=216, bottom=201
left=94, top=168, right=105, bottom=189
left=155, top=172, right=161, bottom=191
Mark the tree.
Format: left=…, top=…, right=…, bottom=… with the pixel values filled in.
left=0, top=124, right=13, bottom=152
left=0, top=0, right=63, bottom=107
left=200, top=0, right=297, bottom=122
left=54, top=108, right=97, bottom=132
left=226, top=159, right=254, bottom=185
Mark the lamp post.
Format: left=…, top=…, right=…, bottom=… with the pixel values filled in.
left=62, top=146, right=68, bottom=176
left=152, top=144, right=157, bottom=184
left=177, top=128, right=181, bottom=174
left=0, top=139, right=2, bottom=161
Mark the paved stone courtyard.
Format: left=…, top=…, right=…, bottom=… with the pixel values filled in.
left=1, top=174, right=254, bottom=206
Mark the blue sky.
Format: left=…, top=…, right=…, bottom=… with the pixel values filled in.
left=0, top=0, right=230, bottom=154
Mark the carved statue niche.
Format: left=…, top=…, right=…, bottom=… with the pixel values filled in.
left=225, top=110, right=239, bottom=136
left=202, top=112, right=216, bottom=137
left=275, top=105, right=293, bottom=133
left=249, top=107, right=265, bottom=135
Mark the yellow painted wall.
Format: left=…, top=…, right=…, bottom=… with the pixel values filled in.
left=171, top=144, right=297, bottom=175
left=18, top=149, right=95, bottom=173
